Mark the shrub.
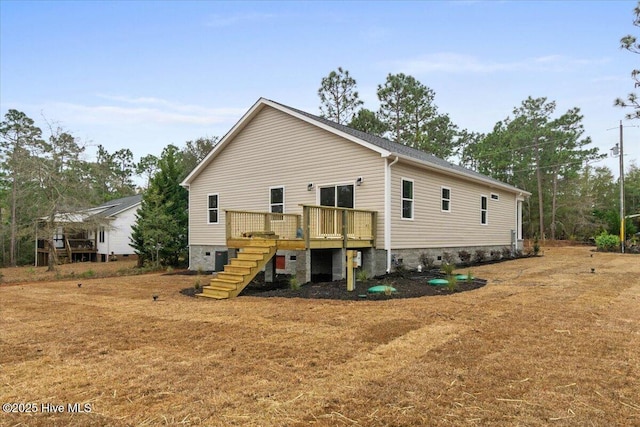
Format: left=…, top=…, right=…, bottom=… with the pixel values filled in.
left=356, top=268, right=368, bottom=282
left=490, top=250, right=501, bottom=261
left=194, top=280, right=201, bottom=290
left=441, top=262, right=455, bottom=275
left=501, top=247, right=512, bottom=259
left=394, top=263, right=409, bottom=278
left=595, top=231, right=620, bottom=252
left=514, top=249, right=523, bottom=258
left=419, top=253, right=435, bottom=270
left=533, top=236, right=540, bottom=255
left=442, top=251, right=455, bottom=264
left=457, top=250, right=471, bottom=264
left=289, top=276, right=301, bottom=290
left=446, top=274, right=457, bottom=292
left=474, top=249, right=486, bottom=263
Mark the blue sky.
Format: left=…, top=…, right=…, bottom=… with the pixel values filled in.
left=1, top=0, right=639, bottom=177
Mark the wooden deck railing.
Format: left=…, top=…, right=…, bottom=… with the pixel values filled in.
left=226, top=206, right=376, bottom=248
left=225, top=210, right=301, bottom=240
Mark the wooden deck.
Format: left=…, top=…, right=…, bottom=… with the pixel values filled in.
left=226, top=205, right=377, bottom=250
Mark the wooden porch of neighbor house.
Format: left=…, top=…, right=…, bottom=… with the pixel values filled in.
left=36, top=230, right=97, bottom=266
left=198, top=205, right=377, bottom=299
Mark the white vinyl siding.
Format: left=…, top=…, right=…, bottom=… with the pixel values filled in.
left=481, top=195, right=488, bottom=225
left=391, top=162, right=516, bottom=248
left=95, top=206, right=139, bottom=256
left=401, top=178, right=414, bottom=220
left=188, top=106, right=385, bottom=246
left=441, top=187, right=451, bottom=212
left=208, top=194, right=219, bottom=224
left=270, top=186, right=284, bottom=213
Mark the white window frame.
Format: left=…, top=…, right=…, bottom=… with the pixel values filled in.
left=441, top=186, right=451, bottom=212
left=481, top=195, right=488, bottom=225
left=99, top=227, right=105, bottom=243
left=269, top=186, right=285, bottom=214
left=207, top=193, right=219, bottom=224
left=401, top=178, right=414, bottom=220
left=491, top=193, right=500, bottom=201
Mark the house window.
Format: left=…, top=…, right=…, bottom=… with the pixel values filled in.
left=99, top=227, right=105, bottom=243
left=208, top=194, right=219, bottom=224
left=270, top=186, right=284, bottom=213
left=491, top=193, right=499, bottom=201
left=319, top=184, right=354, bottom=208
left=401, top=179, right=414, bottom=219
left=441, top=187, right=451, bottom=212
left=481, top=195, right=488, bottom=225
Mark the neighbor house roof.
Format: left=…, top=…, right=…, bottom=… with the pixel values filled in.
left=42, top=194, right=143, bottom=224
left=182, top=98, right=530, bottom=196
left=88, top=194, right=143, bottom=220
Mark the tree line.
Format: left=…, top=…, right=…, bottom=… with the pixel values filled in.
left=1, top=3, right=637, bottom=267
left=0, top=108, right=216, bottom=267
left=316, top=1, right=640, bottom=243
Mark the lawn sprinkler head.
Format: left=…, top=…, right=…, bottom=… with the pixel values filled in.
left=153, top=294, right=159, bottom=301
left=591, top=268, right=595, bottom=274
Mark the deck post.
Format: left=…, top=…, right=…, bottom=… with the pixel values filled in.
left=303, top=206, right=310, bottom=249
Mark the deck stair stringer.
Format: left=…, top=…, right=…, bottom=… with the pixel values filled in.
left=198, top=239, right=277, bottom=299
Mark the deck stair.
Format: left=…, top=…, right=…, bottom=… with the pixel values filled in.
left=198, top=239, right=277, bottom=300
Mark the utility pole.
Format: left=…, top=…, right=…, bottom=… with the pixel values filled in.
left=609, top=121, right=633, bottom=253
left=535, top=136, right=545, bottom=241
left=619, top=120, right=625, bottom=253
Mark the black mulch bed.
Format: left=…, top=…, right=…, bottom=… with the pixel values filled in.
left=181, top=271, right=487, bottom=301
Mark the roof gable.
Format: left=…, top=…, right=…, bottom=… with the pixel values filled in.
left=181, top=98, right=529, bottom=195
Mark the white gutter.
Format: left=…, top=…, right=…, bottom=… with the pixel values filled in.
left=384, top=155, right=399, bottom=273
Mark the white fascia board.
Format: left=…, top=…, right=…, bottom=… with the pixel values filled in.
left=391, top=153, right=532, bottom=197
left=180, top=98, right=268, bottom=187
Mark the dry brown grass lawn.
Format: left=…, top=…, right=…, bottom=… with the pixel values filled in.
left=1, top=246, right=639, bottom=426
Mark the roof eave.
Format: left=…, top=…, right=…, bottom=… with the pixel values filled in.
left=389, top=152, right=531, bottom=196
left=180, top=98, right=392, bottom=187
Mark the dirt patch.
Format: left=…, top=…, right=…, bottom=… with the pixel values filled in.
left=2, top=246, right=639, bottom=426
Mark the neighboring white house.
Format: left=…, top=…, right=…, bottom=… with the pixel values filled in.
left=180, top=98, right=530, bottom=291
left=36, top=194, right=142, bottom=265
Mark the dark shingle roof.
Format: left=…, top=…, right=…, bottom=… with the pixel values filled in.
left=269, top=99, right=525, bottom=193
left=90, top=194, right=142, bottom=219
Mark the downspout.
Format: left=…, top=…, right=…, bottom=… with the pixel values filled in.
left=384, top=155, right=399, bottom=273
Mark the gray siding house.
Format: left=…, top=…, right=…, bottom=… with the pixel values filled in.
left=181, top=98, right=530, bottom=298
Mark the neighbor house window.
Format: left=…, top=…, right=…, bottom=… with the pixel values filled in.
left=401, top=179, right=414, bottom=219
left=481, top=195, right=488, bottom=225
left=99, top=227, right=105, bottom=243
left=441, top=187, right=451, bottom=212
left=208, top=194, right=219, bottom=224
left=491, top=193, right=499, bottom=201
left=270, top=186, right=284, bottom=213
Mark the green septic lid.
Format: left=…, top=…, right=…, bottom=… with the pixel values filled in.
left=368, top=285, right=397, bottom=293
left=428, top=278, right=449, bottom=286
left=455, top=274, right=473, bottom=280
